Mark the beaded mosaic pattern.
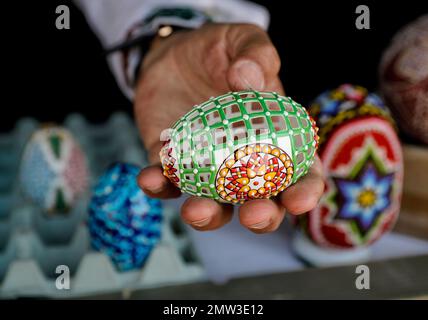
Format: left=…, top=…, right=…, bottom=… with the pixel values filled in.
left=310, top=84, right=395, bottom=146
left=301, top=85, right=403, bottom=248
left=160, top=90, right=319, bottom=204
left=215, top=143, right=294, bottom=203
left=88, top=163, right=162, bottom=272
left=302, top=118, right=403, bottom=248
left=19, top=126, right=88, bottom=213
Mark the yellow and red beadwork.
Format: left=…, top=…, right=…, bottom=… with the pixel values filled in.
left=215, top=143, right=293, bottom=204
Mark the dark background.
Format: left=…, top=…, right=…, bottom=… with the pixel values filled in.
left=1, top=0, right=426, bottom=132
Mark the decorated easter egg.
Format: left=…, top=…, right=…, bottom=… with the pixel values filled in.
left=88, top=163, right=162, bottom=272
left=299, top=84, right=403, bottom=248
left=379, top=15, right=428, bottom=144
left=160, top=90, right=319, bottom=204
left=19, top=126, right=89, bottom=213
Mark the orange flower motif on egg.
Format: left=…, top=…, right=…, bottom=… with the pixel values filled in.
left=215, top=143, right=294, bottom=204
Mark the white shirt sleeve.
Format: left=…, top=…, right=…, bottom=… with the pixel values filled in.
left=74, top=0, right=270, bottom=100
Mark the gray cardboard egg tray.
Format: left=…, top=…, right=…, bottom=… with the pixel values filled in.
left=0, top=113, right=206, bottom=298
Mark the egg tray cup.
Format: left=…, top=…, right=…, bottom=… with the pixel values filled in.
left=0, top=113, right=206, bottom=298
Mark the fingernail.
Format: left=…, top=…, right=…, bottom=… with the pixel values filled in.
left=234, top=60, right=265, bottom=90
left=249, top=219, right=271, bottom=230
left=144, top=184, right=164, bottom=194
left=191, top=217, right=212, bottom=227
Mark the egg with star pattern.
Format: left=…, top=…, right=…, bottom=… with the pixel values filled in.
left=298, top=84, right=403, bottom=248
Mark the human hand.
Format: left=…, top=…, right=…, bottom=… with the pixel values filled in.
left=135, top=23, right=324, bottom=233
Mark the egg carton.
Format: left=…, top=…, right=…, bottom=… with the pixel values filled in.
left=0, top=113, right=206, bottom=298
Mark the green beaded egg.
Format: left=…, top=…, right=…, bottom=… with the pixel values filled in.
left=160, top=90, right=319, bottom=204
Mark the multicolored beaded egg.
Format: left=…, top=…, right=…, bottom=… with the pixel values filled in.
left=19, top=126, right=89, bottom=213
left=160, top=90, right=319, bottom=204
left=88, top=163, right=162, bottom=271
left=298, top=84, right=403, bottom=249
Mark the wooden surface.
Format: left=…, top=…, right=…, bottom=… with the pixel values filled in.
left=125, top=255, right=428, bottom=300
left=395, top=144, right=428, bottom=240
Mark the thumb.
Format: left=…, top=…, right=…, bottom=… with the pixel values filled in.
left=226, top=24, right=281, bottom=91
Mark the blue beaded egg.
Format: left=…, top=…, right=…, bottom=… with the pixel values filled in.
left=88, top=163, right=162, bottom=271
